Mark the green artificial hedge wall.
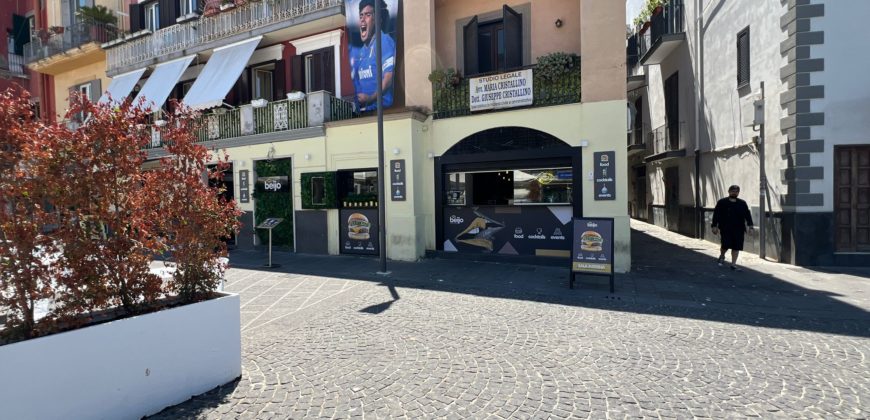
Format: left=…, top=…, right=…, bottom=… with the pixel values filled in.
left=300, top=171, right=337, bottom=209
left=254, top=158, right=294, bottom=249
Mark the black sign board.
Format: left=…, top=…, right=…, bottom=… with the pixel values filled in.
left=390, top=159, right=406, bottom=201
left=239, top=170, right=250, bottom=203
left=570, top=217, right=614, bottom=292
left=593, top=151, right=615, bottom=200
left=340, top=208, right=379, bottom=255
left=442, top=205, right=573, bottom=256
left=257, top=176, right=290, bottom=193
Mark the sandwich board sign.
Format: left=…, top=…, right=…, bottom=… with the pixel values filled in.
left=570, top=217, right=614, bottom=292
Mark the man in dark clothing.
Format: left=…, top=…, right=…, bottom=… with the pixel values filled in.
left=711, top=185, right=754, bottom=271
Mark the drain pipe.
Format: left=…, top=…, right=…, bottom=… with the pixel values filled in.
left=694, top=0, right=703, bottom=239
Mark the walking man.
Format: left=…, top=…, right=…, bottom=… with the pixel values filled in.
left=711, top=185, right=754, bottom=271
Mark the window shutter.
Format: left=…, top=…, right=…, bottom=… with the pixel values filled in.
left=274, top=60, right=286, bottom=99
left=129, top=4, right=143, bottom=32
left=737, top=28, right=750, bottom=87
left=503, top=5, right=522, bottom=69
left=291, top=55, right=304, bottom=92
left=89, top=79, right=102, bottom=102
left=61, top=0, right=72, bottom=27
left=159, top=0, right=178, bottom=29
left=12, top=14, right=29, bottom=55
left=323, top=48, right=335, bottom=95
left=236, top=68, right=251, bottom=105
left=463, top=16, right=479, bottom=76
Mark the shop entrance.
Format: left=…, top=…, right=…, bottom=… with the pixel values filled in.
left=254, top=158, right=294, bottom=251
left=435, top=127, right=581, bottom=260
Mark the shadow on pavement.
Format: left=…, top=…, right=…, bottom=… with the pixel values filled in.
left=148, top=377, right=240, bottom=419
left=227, top=227, right=870, bottom=338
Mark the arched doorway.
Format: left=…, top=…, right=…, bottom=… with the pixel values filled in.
left=435, top=127, right=581, bottom=261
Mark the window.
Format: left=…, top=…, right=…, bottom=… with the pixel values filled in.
left=74, top=83, right=91, bottom=122
left=445, top=168, right=572, bottom=206
left=253, top=67, right=274, bottom=101
left=145, top=2, right=160, bottom=31
left=338, top=170, right=378, bottom=207
left=737, top=27, right=750, bottom=88
left=291, top=47, right=334, bottom=95
left=180, top=0, right=198, bottom=16
left=478, top=21, right=505, bottom=74
left=462, top=5, right=523, bottom=76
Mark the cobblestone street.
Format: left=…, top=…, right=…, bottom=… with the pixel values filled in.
left=152, top=221, right=870, bottom=419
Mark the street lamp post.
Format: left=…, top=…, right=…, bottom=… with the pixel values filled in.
left=375, top=3, right=387, bottom=274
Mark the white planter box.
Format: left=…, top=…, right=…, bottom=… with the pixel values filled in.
left=0, top=293, right=241, bottom=420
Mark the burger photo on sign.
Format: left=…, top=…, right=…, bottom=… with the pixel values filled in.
left=580, top=231, right=604, bottom=252
left=348, top=213, right=371, bottom=240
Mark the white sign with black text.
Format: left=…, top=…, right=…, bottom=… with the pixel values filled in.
left=469, top=69, right=534, bottom=112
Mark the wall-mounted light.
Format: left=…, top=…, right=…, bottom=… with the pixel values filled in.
left=580, top=140, right=589, bottom=147
left=427, top=152, right=434, bottom=159
left=392, top=147, right=400, bottom=155
left=304, top=153, right=311, bottom=161
left=555, top=19, right=563, bottom=28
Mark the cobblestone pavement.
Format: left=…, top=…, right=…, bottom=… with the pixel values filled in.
left=150, top=222, right=870, bottom=419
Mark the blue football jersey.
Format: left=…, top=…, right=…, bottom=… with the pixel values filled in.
left=350, top=32, right=395, bottom=111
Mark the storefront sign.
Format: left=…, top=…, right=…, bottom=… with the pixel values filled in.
left=442, top=206, right=573, bottom=256
left=571, top=218, right=614, bottom=275
left=340, top=208, right=379, bottom=255
left=390, top=159, right=406, bottom=201
left=239, top=170, right=250, bottom=203
left=257, top=176, right=289, bottom=193
left=469, top=69, right=534, bottom=112
left=593, top=151, right=616, bottom=200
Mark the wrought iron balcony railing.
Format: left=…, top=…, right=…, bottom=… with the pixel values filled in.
left=145, top=92, right=356, bottom=150
left=647, top=121, right=687, bottom=156
left=431, top=63, right=581, bottom=120
left=107, top=0, right=343, bottom=73
left=2, top=53, right=28, bottom=77
left=24, top=22, right=122, bottom=63
left=638, top=0, right=685, bottom=60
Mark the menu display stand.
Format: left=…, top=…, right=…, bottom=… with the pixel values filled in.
left=569, top=217, right=615, bottom=293
left=256, top=218, right=284, bottom=268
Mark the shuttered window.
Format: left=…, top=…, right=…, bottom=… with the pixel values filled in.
left=462, top=5, right=523, bottom=76
left=737, top=27, right=750, bottom=88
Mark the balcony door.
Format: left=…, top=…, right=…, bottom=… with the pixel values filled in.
left=292, top=47, right=334, bottom=96
left=835, top=146, right=870, bottom=252
left=664, top=72, right=679, bottom=150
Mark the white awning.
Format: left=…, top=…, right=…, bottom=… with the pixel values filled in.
left=98, top=68, right=146, bottom=105
left=133, top=55, right=196, bottom=111
left=183, top=36, right=263, bottom=111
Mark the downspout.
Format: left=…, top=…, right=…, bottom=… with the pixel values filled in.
left=694, top=0, right=703, bottom=238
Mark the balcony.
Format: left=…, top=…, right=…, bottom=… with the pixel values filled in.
left=24, top=22, right=122, bottom=66
left=106, top=0, right=344, bottom=75
left=431, top=63, right=581, bottom=120
left=1, top=53, right=28, bottom=78
left=627, top=124, right=650, bottom=157
left=638, top=0, right=685, bottom=65
left=144, top=92, right=355, bottom=157
left=643, top=122, right=687, bottom=163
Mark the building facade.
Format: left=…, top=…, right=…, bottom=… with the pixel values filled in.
left=86, top=0, right=628, bottom=271
left=1, top=0, right=53, bottom=119
left=626, top=0, right=870, bottom=266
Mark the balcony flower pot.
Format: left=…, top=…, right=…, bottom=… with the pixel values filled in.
left=639, top=21, right=651, bottom=34
left=652, top=5, right=663, bottom=16
left=219, top=2, right=236, bottom=10
left=0, top=293, right=242, bottom=420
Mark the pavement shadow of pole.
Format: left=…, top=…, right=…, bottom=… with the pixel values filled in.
left=359, top=283, right=400, bottom=315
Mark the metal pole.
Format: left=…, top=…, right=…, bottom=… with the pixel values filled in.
left=268, top=228, right=273, bottom=267
left=375, top=3, right=387, bottom=273
left=759, top=81, right=766, bottom=260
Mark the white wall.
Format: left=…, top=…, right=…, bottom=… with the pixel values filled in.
left=811, top=0, right=870, bottom=213
left=696, top=0, right=788, bottom=210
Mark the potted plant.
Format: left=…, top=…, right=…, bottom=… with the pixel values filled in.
left=0, top=92, right=242, bottom=420
left=76, top=5, right=117, bottom=42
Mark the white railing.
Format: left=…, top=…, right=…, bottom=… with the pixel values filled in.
left=5, top=53, right=27, bottom=77
left=107, top=0, right=343, bottom=72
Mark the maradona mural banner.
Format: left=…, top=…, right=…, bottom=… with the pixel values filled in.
left=346, top=0, right=401, bottom=112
